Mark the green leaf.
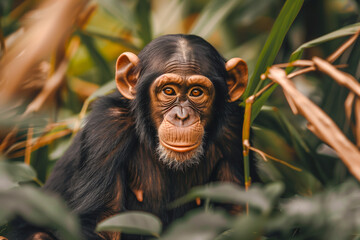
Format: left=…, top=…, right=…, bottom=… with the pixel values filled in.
left=87, top=80, right=116, bottom=103
left=0, top=161, right=36, bottom=184
left=96, top=0, right=135, bottom=29
left=251, top=23, right=360, bottom=122
left=250, top=84, right=277, bottom=124
left=161, top=210, right=229, bottom=240
left=291, top=22, right=360, bottom=60
left=170, top=182, right=284, bottom=214
left=217, top=214, right=266, bottom=240
left=0, top=186, right=81, bottom=240
left=96, top=211, right=162, bottom=237
left=77, top=31, right=113, bottom=84
left=82, top=30, right=140, bottom=52
left=190, top=0, right=243, bottom=39
left=243, top=0, right=304, bottom=98
left=135, top=0, right=153, bottom=46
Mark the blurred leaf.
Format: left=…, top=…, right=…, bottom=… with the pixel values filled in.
left=82, top=30, right=140, bottom=51
left=254, top=106, right=330, bottom=185
left=77, top=31, right=113, bottom=84
left=96, top=0, right=135, bottom=29
left=0, top=186, right=81, bottom=240
left=217, top=214, right=265, bottom=240
left=0, top=173, right=17, bottom=192
left=49, top=137, right=72, bottom=161
left=87, top=80, right=116, bottom=103
left=243, top=0, right=304, bottom=99
left=170, top=182, right=284, bottom=215
left=30, top=146, right=50, bottom=183
left=190, top=0, right=243, bottom=38
left=290, top=22, right=360, bottom=61
left=255, top=106, right=310, bottom=155
left=96, top=211, right=162, bottom=237
left=0, top=161, right=36, bottom=184
left=135, top=0, right=152, bottom=46
left=267, top=180, right=360, bottom=240
left=160, top=210, right=229, bottom=240
left=252, top=126, right=320, bottom=195
left=233, top=0, right=277, bottom=26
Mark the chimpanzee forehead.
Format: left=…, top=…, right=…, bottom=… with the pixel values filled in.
left=152, top=73, right=213, bottom=89
left=137, top=34, right=228, bottom=79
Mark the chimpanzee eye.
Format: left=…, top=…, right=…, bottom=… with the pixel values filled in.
left=190, top=88, right=203, bottom=97
left=163, top=87, right=176, bottom=96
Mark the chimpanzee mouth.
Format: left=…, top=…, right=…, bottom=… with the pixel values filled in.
left=156, top=142, right=204, bottom=170
left=159, top=139, right=201, bottom=153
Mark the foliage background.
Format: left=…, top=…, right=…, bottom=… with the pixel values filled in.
left=0, top=0, right=359, bottom=239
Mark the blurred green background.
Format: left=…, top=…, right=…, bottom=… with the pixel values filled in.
left=0, top=0, right=360, bottom=239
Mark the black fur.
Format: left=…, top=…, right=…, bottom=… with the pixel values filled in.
left=12, top=34, right=254, bottom=240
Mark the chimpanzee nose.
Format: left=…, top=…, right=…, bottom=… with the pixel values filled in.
left=167, top=106, right=197, bottom=127
left=175, top=108, right=189, bottom=121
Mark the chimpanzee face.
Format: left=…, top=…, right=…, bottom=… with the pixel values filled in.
left=115, top=34, right=248, bottom=169
left=149, top=73, right=215, bottom=167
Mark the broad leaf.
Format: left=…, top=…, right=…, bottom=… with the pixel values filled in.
left=161, top=210, right=229, bottom=240
left=0, top=186, right=81, bottom=240
left=0, top=161, right=36, bottom=184
left=170, top=182, right=284, bottom=215
left=96, top=211, right=162, bottom=237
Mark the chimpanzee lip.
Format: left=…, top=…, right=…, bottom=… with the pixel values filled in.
left=159, top=139, right=200, bottom=153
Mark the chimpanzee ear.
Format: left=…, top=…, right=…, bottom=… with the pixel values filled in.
left=225, top=58, right=248, bottom=102
left=115, top=52, right=140, bottom=100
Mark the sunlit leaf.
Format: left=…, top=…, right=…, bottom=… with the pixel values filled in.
left=243, top=0, right=304, bottom=98
left=96, top=211, right=162, bottom=237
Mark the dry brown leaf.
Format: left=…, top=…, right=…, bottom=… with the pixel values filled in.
left=344, top=92, right=355, bottom=126
left=356, top=98, right=360, bottom=148
left=327, top=29, right=360, bottom=63
left=313, top=57, right=360, bottom=97
left=6, top=128, right=72, bottom=158
left=23, top=59, right=68, bottom=115
left=0, top=127, right=18, bottom=153
left=25, top=127, right=33, bottom=165
left=0, top=0, right=88, bottom=104
left=267, top=67, right=360, bottom=181
left=248, top=146, right=302, bottom=172
left=31, top=129, right=72, bottom=151
left=69, top=77, right=99, bottom=100
left=287, top=66, right=316, bottom=79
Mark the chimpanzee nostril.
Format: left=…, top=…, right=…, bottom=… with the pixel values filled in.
left=166, top=106, right=198, bottom=127
left=175, top=108, right=189, bottom=121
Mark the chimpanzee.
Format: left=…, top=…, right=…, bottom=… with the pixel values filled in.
left=14, top=34, right=252, bottom=240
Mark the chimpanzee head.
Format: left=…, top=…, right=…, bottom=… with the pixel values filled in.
left=115, top=34, right=247, bottom=169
